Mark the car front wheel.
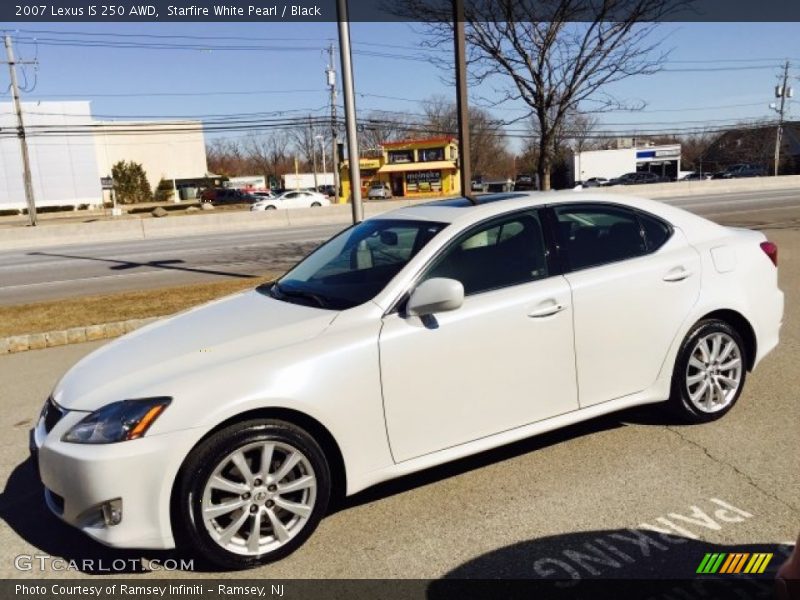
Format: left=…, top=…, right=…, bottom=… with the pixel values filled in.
left=669, top=319, right=747, bottom=423
left=175, top=419, right=331, bottom=569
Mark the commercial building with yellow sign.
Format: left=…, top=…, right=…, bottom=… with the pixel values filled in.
left=339, top=136, right=460, bottom=201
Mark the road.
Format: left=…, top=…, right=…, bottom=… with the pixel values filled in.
left=0, top=223, right=344, bottom=305
left=0, top=210, right=796, bottom=581
left=0, top=189, right=799, bottom=305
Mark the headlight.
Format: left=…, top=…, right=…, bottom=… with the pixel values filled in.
left=62, top=397, right=171, bottom=444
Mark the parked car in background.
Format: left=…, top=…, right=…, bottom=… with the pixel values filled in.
left=513, top=174, right=537, bottom=191
left=252, top=191, right=276, bottom=199
left=367, top=182, right=393, bottom=200
left=201, top=188, right=260, bottom=205
left=582, top=177, right=609, bottom=188
left=681, top=172, right=713, bottom=181
left=607, top=172, right=666, bottom=186
left=317, top=185, right=336, bottom=198
left=250, top=190, right=330, bottom=211
left=713, top=164, right=767, bottom=179
left=471, top=175, right=489, bottom=192
left=33, top=191, right=783, bottom=569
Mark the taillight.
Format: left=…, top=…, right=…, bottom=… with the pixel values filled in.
left=760, top=241, right=778, bottom=267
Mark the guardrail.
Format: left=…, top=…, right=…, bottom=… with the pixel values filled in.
left=598, top=174, right=800, bottom=198
left=1, top=177, right=799, bottom=251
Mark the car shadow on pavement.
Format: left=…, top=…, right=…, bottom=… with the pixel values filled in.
left=427, top=529, right=794, bottom=599
left=27, top=251, right=257, bottom=279
left=338, top=402, right=718, bottom=515
left=0, top=457, right=190, bottom=575
left=338, top=411, right=629, bottom=513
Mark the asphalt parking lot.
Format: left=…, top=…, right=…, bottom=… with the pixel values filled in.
left=0, top=208, right=797, bottom=580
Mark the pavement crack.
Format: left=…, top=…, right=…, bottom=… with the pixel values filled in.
left=665, top=425, right=799, bottom=514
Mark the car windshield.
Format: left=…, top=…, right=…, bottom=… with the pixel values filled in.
left=265, top=219, right=447, bottom=310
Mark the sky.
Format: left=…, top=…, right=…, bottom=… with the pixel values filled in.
left=1, top=21, right=798, bottom=152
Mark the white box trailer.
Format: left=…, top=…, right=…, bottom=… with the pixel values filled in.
left=224, top=175, right=267, bottom=190
left=282, top=172, right=334, bottom=190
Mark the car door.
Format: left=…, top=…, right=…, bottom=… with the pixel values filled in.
left=379, top=210, right=579, bottom=463
left=294, top=192, right=311, bottom=208
left=281, top=192, right=299, bottom=207
left=552, top=203, right=701, bottom=407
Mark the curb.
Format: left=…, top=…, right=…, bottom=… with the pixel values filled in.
left=0, top=316, right=164, bottom=355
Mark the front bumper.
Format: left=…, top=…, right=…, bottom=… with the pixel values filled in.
left=31, top=407, right=200, bottom=550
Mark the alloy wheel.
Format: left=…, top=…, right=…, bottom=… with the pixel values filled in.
left=201, top=441, right=317, bottom=556
left=685, top=332, right=743, bottom=413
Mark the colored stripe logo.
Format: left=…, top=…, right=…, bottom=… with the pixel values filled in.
left=697, top=552, right=773, bottom=574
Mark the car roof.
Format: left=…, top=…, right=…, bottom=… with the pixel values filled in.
left=371, top=190, right=724, bottom=240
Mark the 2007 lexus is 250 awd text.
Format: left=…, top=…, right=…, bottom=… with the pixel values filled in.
left=31, top=192, right=783, bottom=569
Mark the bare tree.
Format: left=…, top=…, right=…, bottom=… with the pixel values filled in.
left=677, top=131, right=714, bottom=173
left=564, top=110, right=600, bottom=153
left=206, top=138, right=246, bottom=177
left=359, top=110, right=412, bottom=156
left=421, top=96, right=514, bottom=178
left=396, top=0, right=684, bottom=189
left=243, top=133, right=293, bottom=183
left=290, top=116, right=321, bottom=169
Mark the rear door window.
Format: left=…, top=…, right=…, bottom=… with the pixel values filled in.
left=555, top=204, right=647, bottom=270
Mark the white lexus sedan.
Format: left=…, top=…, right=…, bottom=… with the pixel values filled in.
left=32, top=192, right=783, bottom=569
left=250, top=190, right=330, bottom=211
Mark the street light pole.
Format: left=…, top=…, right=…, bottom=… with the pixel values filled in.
left=453, top=0, right=474, bottom=203
left=336, top=0, right=364, bottom=223
left=316, top=134, right=327, bottom=183
left=312, top=131, right=319, bottom=191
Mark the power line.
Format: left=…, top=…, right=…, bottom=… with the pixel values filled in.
left=25, top=88, right=324, bottom=98
left=661, top=65, right=783, bottom=73
left=1, top=105, right=329, bottom=120
left=10, top=27, right=441, bottom=54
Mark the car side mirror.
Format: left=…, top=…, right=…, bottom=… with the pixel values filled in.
left=406, top=278, right=464, bottom=318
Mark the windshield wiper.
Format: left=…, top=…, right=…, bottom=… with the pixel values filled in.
left=270, top=282, right=330, bottom=309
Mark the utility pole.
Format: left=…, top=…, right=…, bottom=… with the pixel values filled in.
left=327, top=43, right=340, bottom=203
left=772, top=60, right=792, bottom=177
left=3, top=35, right=37, bottom=226
left=311, top=125, right=319, bottom=190
left=453, top=0, right=474, bottom=203
left=336, top=0, right=363, bottom=223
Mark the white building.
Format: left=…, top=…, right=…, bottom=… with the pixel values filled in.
left=572, top=144, right=682, bottom=184
left=0, top=101, right=208, bottom=211
left=0, top=101, right=101, bottom=210
left=94, top=119, right=207, bottom=191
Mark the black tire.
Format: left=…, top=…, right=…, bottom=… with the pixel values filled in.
left=310, top=202, right=321, bottom=207
left=669, top=319, right=747, bottom=423
left=174, top=419, right=331, bottom=570
left=265, top=205, right=277, bottom=210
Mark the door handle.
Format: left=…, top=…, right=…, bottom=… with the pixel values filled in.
left=663, top=268, right=693, bottom=282
left=527, top=302, right=567, bottom=318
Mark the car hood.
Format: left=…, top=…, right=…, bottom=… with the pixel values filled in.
left=52, top=289, right=337, bottom=412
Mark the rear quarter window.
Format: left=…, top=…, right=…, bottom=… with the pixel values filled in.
left=638, top=212, right=673, bottom=252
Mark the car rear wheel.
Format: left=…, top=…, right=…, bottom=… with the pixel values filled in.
left=311, top=202, right=321, bottom=207
left=669, top=319, right=747, bottom=423
left=265, top=205, right=276, bottom=210
left=175, top=419, right=330, bottom=570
